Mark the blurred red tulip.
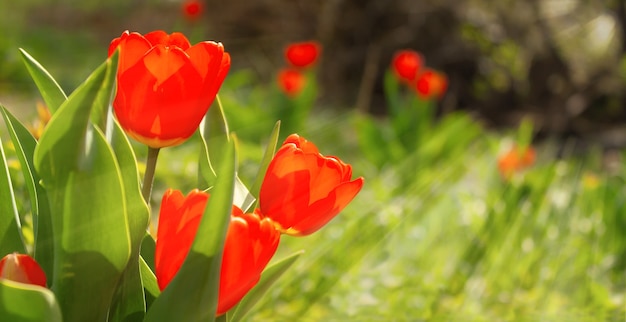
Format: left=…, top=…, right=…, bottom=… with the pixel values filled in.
left=284, top=41, right=321, bottom=69
left=277, top=68, right=306, bottom=97
left=259, top=134, right=364, bottom=236
left=182, top=0, right=203, bottom=22
left=497, top=145, right=536, bottom=178
left=155, top=189, right=280, bottom=316
left=415, top=69, right=448, bottom=100
left=0, top=253, right=47, bottom=287
left=391, top=50, right=423, bottom=83
left=108, top=30, right=230, bottom=148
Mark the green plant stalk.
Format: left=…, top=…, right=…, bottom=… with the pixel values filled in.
left=142, top=147, right=161, bottom=204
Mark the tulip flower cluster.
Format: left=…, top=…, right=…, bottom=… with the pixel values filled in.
left=0, top=29, right=362, bottom=322
left=277, top=41, right=321, bottom=97
left=270, top=41, right=322, bottom=139
left=155, top=134, right=363, bottom=315
left=391, top=49, right=448, bottom=100
left=355, top=49, right=452, bottom=169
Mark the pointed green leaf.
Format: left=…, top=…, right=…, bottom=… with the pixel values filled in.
left=0, top=136, right=26, bottom=255
left=19, top=48, right=67, bottom=114
left=0, top=279, right=62, bottom=322
left=249, top=121, right=280, bottom=210
left=90, top=51, right=119, bottom=130
left=0, top=106, right=53, bottom=277
left=33, top=56, right=130, bottom=322
left=145, top=139, right=236, bottom=322
left=140, top=255, right=160, bottom=310
left=230, top=251, right=303, bottom=322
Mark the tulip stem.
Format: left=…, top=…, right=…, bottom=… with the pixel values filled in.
left=142, top=147, right=161, bottom=205
left=215, top=314, right=227, bottom=322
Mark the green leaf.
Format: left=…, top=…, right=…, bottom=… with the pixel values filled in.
left=140, top=255, right=160, bottom=310
left=90, top=51, right=119, bottom=130
left=33, top=55, right=130, bottom=322
left=0, top=279, right=62, bottom=322
left=145, top=138, right=236, bottom=322
left=199, top=95, right=231, bottom=185
left=108, top=119, right=150, bottom=322
left=140, top=233, right=156, bottom=273
left=229, top=251, right=303, bottom=322
left=0, top=106, right=53, bottom=278
left=0, top=136, right=26, bottom=255
left=250, top=121, right=280, bottom=199
left=19, top=48, right=67, bottom=114
left=198, top=131, right=217, bottom=189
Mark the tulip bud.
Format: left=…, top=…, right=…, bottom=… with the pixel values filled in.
left=0, top=253, right=47, bottom=287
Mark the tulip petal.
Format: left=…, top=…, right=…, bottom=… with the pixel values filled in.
left=217, top=213, right=279, bottom=315
left=290, top=177, right=364, bottom=236
left=144, top=31, right=191, bottom=50
left=0, top=253, right=47, bottom=287
left=205, top=52, right=231, bottom=107
left=115, top=47, right=206, bottom=145
left=143, top=45, right=188, bottom=87
left=186, top=41, right=224, bottom=80
left=112, top=32, right=152, bottom=74
left=284, top=134, right=319, bottom=154
left=155, top=189, right=208, bottom=290
left=308, top=157, right=346, bottom=201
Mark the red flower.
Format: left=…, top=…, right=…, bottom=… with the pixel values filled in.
left=277, top=68, right=306, bottom=97
left=391, top=50, right=423, bottom=83
left=0, top=253, right=47, bottom=287
left=415, top=69, right=448, bottom=100
left=497, top=145, right=536, bottom=178
left=284, top=41, right=321, bottom=69
left=259, top=134, right=364, bottom=236
left=108, top=30, right=230, bottom=148
left=155, top=189, right=280, bottom=316
left=182, top=0, right=203, bottom=22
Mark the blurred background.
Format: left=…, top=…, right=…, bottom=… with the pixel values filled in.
left=3, top=0, right=626, bottom=146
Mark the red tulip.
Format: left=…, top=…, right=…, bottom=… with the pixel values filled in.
left=284, top=41, right=321, bottom=69
left=108, top=30, right=230, bottom=148
left=155, top=189, right=280, bottom=316
left=277, top=68, right=306, bottom=97
left=0, top=253, right=47, bottom=287
left=497, top=145, right=536, bottom=179
left=259, top=134, right=364, bottom=236
left=182, top=0, right=203, bottom=22
left=415, top=69, right=448, bottom=100
left=391, top=50, right=423, bottom=83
